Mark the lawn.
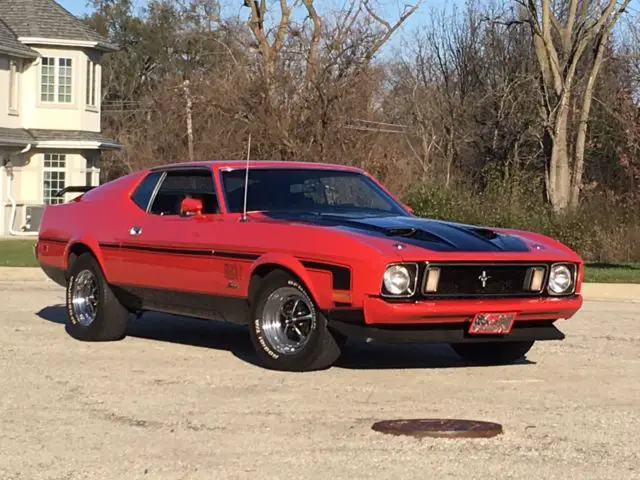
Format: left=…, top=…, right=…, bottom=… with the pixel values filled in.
left=583, top=262, right=640, bottom=284
left=0, top=238, right=639, bottom=283
left=0, top=239, right=38, bottom=267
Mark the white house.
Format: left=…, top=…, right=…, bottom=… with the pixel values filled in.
left=0, top=0, right=120, bottom=236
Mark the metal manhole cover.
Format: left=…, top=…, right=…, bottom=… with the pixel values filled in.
left=372, top=419, right=503, bottom=438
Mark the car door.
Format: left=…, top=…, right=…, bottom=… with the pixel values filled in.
left=111, top=167, right=227, bottom=308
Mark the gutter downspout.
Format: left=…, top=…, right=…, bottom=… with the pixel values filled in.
left=8, top=143, right=38, bottom=237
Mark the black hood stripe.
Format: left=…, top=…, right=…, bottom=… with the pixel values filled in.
left=263, top=213, right=530, bottom=253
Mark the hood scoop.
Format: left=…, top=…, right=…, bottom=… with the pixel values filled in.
left=385, top=226, right=459, bottom=249
left=464, top=226, right=500, bottom=240
left=385, top=228, right=418, bottom=237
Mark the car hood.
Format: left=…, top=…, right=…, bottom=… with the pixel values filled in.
left=262, top=213, right=535, bottom=253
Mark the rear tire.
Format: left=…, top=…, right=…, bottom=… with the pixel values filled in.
left=249, top=270, right=341, bottom=371
left=65, top=253, right=129, bottom=342
left=450, top=341, right=535, bottom=365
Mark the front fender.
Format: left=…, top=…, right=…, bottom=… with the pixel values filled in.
left=249, top=253, right=333, bottom=309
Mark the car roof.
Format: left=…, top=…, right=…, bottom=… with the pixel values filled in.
left=149, top=160, right=365, bottom=173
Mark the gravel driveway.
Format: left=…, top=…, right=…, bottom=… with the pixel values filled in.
left=1, top=275, right=638, bottom=480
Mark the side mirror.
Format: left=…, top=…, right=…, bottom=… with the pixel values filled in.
left=180, top=197, right=203, bottom=217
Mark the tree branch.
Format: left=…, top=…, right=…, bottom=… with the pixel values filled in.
left=363, top=0, right=422, bottom=62
left=302, top=0, right=322, bottom=82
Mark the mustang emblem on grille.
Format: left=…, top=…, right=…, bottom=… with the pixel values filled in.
left=478, top=270, right=491, bottom=288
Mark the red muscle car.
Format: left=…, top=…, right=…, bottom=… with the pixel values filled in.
left=35, top=160, right=584, bottom=371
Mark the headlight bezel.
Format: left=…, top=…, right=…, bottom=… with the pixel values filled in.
left=547, top=262, right=578, bottom=296
left=381, top=262, right=419, bottom=298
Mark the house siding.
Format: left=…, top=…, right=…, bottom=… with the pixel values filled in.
left=21, top=46, right=101, bottom=132
left=0, top=1, right=118, bottom=236
left=2, top=149, right=93, bottom=233
left=0, top=54, right=22, bottom=129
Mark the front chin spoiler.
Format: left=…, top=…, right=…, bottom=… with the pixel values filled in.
left=328, top=317, right=565, bottom=344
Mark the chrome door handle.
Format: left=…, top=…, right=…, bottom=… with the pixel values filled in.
left=129, top=226, right=142, bottom=236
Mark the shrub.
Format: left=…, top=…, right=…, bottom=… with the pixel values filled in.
left=404, top=179, right=640, bottom=262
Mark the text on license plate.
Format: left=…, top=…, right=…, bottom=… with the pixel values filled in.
left=468, top=312, right=517, bottom=335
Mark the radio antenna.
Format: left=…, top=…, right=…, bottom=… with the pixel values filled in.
left=240, top=132, right=251, bottom=222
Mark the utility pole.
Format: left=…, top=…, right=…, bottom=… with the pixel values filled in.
left=183, top=79, right=194, bottom=161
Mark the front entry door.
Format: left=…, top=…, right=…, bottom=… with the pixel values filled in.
left=112, top=168, right=228, bottom=313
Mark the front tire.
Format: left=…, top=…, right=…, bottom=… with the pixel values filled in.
left=65, top=253, right=129, bottom=342
left=450, top=341, right=535, bottom=365
left=249, top=271, right=341, bottom=371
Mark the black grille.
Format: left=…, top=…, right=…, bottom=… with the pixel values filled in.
left=423, top=263, right=548, bottom=298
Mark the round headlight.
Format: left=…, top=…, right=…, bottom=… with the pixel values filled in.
left=548, top=265, right=573, bottom=294
left=383, top=264, right=412, bottom=295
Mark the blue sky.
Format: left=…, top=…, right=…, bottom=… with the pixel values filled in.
left=58, top=0, right=453, bottom=55
left=58, top=0, right=448, bottom=17
left=57, top=0, right=447, bottom=34
left=58, top=0, right=640, bottom=47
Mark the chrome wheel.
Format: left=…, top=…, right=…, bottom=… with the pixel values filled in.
left=260, top=287, right=315, bottom=355
left=71, top=269, right=99, bottom=327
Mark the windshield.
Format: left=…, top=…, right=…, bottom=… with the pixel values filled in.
left=221, top=168, right=406, bottom=216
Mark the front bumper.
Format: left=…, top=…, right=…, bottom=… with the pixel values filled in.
left=326, top=294, right=582, bottom=344
left=360, top=294, right=582, bottom=325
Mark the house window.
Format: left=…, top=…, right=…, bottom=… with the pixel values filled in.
left=8, top=59, right=20, bottom=113
left=58, top=58, right=73, bottom=103
left=40, top=57, right=73, bottom=103
left=41, top=57, right=55, bottom=102
left=86, top=59, right=97, bottom=107
left=43, top=154, right=66, bottom=205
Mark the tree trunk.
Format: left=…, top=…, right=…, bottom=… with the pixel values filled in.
left=570, top=32, right=610, bottom=207
left=183, top=80, right=194, bottom=161
left=547, top=103, right=571, bottom=212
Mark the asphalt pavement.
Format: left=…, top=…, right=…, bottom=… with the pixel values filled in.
left=1, top=271, right=638, bottom=480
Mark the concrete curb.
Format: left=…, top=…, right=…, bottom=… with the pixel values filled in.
left=0, top=267, right=638, bottom=301
left=579, top=283, right=640, bottom=302
left=0, top=267, right=48, bottom=282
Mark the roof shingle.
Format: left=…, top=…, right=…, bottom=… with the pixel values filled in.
left=0, top=17, right=38, bottom=57
left=0, top=0, right=116, bottom=51
left=0, top=128, right=121, bottom=149
left=0, top=127, right=35, bottom=146
left=29, top=129, right=122, bottom=148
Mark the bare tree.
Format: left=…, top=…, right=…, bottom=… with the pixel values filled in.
left=242, top=0, right=421, bottom=85
left=521, top=0, right=631, bottom=211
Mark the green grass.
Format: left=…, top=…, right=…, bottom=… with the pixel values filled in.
left=583, top=262, right=640, bottom=284
left=1, top=238, right=639, bottom=283
left=0, top=239, right=38, bottom=267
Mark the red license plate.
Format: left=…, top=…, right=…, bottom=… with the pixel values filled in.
left=469, top=312, right=517, bottom=335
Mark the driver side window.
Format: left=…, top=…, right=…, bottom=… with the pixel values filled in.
left=149, top=169, right=218, bottom=216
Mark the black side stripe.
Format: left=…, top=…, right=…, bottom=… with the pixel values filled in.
left=214, top=251, right=261, bottom=260
left=301, top=261, right=351, bottom=290
left=98, top=242, right=351, bottom=290
left=38, top=237, right=67, bottom=245
left=99, top=242, right=260, bottom=260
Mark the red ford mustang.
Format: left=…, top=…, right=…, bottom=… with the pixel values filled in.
left=35, top=160, right=584, bottom=371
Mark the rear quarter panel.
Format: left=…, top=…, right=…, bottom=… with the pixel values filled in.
left=37, top=172, right=145, bottom=279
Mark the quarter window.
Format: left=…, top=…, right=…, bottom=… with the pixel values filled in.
left=43, top=154, right=66, bottom=205
left=131, top=171, right=163, bottom=211
left=149, top=170, right=218, bottom=216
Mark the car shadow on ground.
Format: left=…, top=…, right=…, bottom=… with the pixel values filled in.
left=36, top=305, right=534, bottom=370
